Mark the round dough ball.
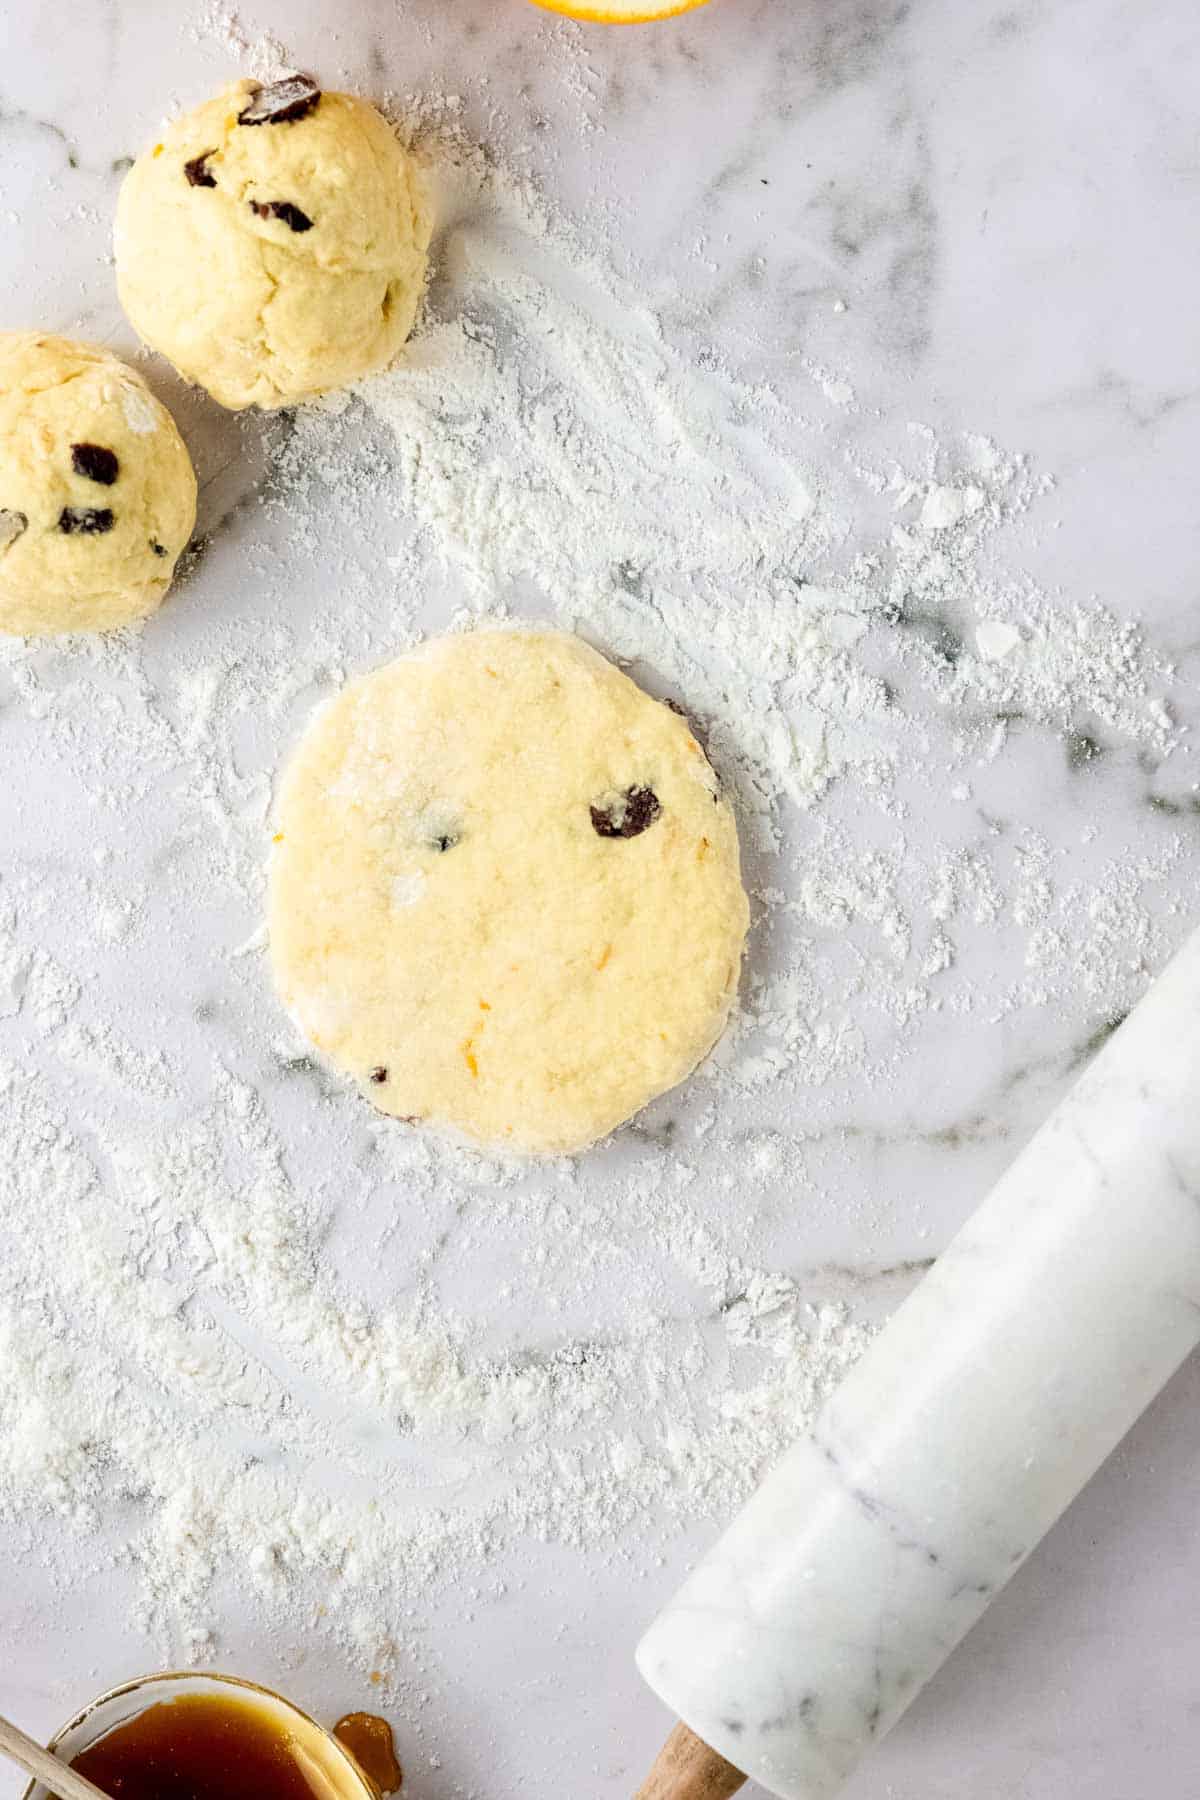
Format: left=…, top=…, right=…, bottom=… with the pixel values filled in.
left=115, top=76, right=431, bottom=411
left=269, top=629, right=750, bottom=1155
left=0, top=332, right=197, bottom=636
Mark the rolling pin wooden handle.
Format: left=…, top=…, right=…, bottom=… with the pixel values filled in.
left=635, top=1722, right=746, bottom=1799
left=636, top=927, right=1200, bottom=1800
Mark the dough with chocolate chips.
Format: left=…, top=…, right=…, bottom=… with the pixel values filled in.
left=269, top=629, right=749, bottom=1155
left=115, top=77, right=431, bottom=411
left=0, top=332, right=196, bottom=636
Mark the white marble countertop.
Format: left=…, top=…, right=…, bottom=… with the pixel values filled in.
left=1, top=1, right=1198, bottom=1797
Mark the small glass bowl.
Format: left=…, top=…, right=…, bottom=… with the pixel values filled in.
left=22, top=1671, right=378, bottom=1800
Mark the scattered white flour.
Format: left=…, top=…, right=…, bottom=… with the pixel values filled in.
left=189, top=4, right=291, bottom=83
left=0, top=30, right=1194, bottom=1776
left=0, top=1033, right=871, bottom=1661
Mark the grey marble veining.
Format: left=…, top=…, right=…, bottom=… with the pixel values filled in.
left=1, top=3, right=1199, bottom=1798
left=639, top=926, right=1200, bottom=1798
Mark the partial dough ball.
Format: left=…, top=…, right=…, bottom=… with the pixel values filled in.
left=269, top=629, right=750, bottom=1156
left=0, top=333, right=197, bottom=636
left=115, top=76, right=431, bottom=411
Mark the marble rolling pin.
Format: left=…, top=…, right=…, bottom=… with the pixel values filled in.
left=635, top=925, right=1200, bottom=1800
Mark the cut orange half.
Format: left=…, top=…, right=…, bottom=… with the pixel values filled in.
left=530, top=0, right=711, bottom=20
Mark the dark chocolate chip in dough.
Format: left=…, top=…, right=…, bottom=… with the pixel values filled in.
left=419, top=813, right=462, bottom=853
left=369, top=1066, right=389, bottom=1084
left=417, top=804, right=462, bottom=854
left=0, top=509, right=28, bottom=550
left=150, top=540, right=168, bottom=558
left=250, top=199, right=314, bottom=233
left=590, top=785, right=662, bottom=840
left=664, top=694, right=713, bottom=751
left=238, top=75, right=321, bottom=126
left=58, top=507, right=115, bottom=535
left=71, top=443, right=119, bottom=485
left=663, top=694, right=719, bottom=782
left=184, top=150, right=218, bottom=188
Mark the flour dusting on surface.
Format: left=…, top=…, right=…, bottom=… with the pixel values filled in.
left=0, top=26, right=1194, bottom=1786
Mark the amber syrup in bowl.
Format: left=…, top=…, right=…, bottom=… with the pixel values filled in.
left=21, top=1674, right=401, bottom=1800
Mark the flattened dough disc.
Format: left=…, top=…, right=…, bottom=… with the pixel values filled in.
left=269, top=628, right=749, bottom=1155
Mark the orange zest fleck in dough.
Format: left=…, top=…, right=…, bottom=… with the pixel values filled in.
left=152, top=143, right=164, bottom=158
left=272, top=832, right=285, bottom=843
left=595, top=943, right=613, bottom=971
left=462, top=1039, right=479, bottom=1078
left=698, top=835, right=710, bottom=860
left=479, top=999, right=491, bottom=1011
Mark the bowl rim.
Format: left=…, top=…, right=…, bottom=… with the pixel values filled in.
left=22, top=1669, right=377, bottom=1800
